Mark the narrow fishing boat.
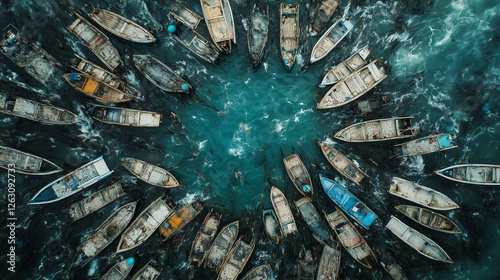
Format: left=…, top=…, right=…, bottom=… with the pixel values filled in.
left=280, top=3, right=300, bottom=70
left=317, top=61, right=387, bottom=109
left=100, top=257, right=135, bottom=280
left=310, top=18, right=353, bottom=64
left=283, top=154, right=313, bottom=201
left=334, top=117, right=417, bottom=143
left=205, top=220, right=239, bottom=269
left=90, top=104, right=162, bottom=127
left=88, top=8, right=156, bottom=43
left=81, top=201, right=137, bottom=257
left=388, top=177, right=459, bottom=211
left=120, top=157, right=180, bottom=188
left=170, top=3, right=203, bottom=29
left=320, top=45, right=370, bottom=87
left=435, top=164, right=500, bottom=186
left=130, top=260, right=163, bottom=280
left=320, top=174, right=377, bottom=229
left=217, top=238, right=255, bottom=280
left=116, top=195, right=174, bottom=253
left=380, top=251, right=407, bottom=280
left=159, top=199, right=204, bottom=240
left=308, top=0, right=342, bottom=36
left=317, top=140, right=367, bottom=185
left=294, top=197, right=335, bottom=246
left=63, top=73, right=132, bottom=103
left=325, top=208, right=377, bottom=268
left=200, top=0, right=236, bottom=53
left=356, top=95, right=390, bottom=115
left=395, top=205, right=462, bottom=234
left=270, top=186, right=297, bottom=236
left=240, top=264, right=272, bottom=280
left=133, top=54, right=191, bottom=93
left=262, top=208, right=283, bottom=244
left=69, top=181, right=125, bottom=221
left=188, top=209, right=222, bottom=266
left=28, top=156, right=112, bottom=205
left=392, top=133, right=457, bottom=157
left=385, top=216, right=453, bottom=263
left=316, top=245, right=341, bottom=280
left=66, top=13, right=122, bottom=70
left=0, top=145, right=62, bottom=175
left=247, top=4, right=269, bottom=69
left=298, top=246, right=316, bottom=280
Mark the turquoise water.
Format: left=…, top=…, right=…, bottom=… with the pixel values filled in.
left=0, top=0, right=499, bottom=279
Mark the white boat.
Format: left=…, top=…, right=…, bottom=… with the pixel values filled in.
left=310, top=18, right=353, bottom=63
left=200, top=0, right=236, bottom=53
left=205, top=220, right=239, bottom=269
left=334, top=117, right=417, bottom=143
left=188, top=209, right=222, bottom=266
left=90, top=104, right=162, bottom=127
left=435, top=164, right=500, bottom=186
left=320, top=45, right=370, bottom=87
left=0, top=145, right=62, bottom=175
left=270, top=186, right=297, bottom=236
left=392, top=133, right=457, bottom=157
left=316, top=245, right=341, bottom=280
left=217, top=238, right=255, bottom=280
left=121, top=157, right=180, bottom=188
left=317, top=140, right=367, bottom=185
left=280, top=3, right=300, bottom=70
left=69, top=181, right=125, bottom=221
left=130, top=260, right=163, bottom=280
left=308, top=0, right=342, bottom=36
left=100, top=257, right=135, bottom=280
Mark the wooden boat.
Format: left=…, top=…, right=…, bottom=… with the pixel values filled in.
left=130, top=260, right=163, bottom=280
left=270, top=186, right=297, bottom=236
left=217, top=238, right=255, bottom=280
left=262, top=208, right=282, bottom=244
left=386, top=216, right=453, bottom=263
left=188, top=209, right=222, bottom=266
left=133, top=54, right=191, bottom=93
left=247, top=4, right=269, bottom=69
left=317, top=140, right=367, bottom=185
left=200, top=0, right=236, bottom=53
left=380, top=251, right=407, bottom=280
left=280, top=3, right=300, bottom=70
left=356, top=95, right=390, bottom=115
left=320, top=45, right=370, bottom=87
left=308, top=0, right=342, bottom=36
left=396, top=205, right=462, bottom=234
left=1, top=25, right=62, bottom=84
left=90, top=104, right=162, bottom=127
left=170, top=3, right=203, bottom=29
left=69, top=181, right=125, bottom=221
left=310, top=18, right=353, bottom=64
left=116, top=195, right=174, bottom=253
left=298, top=247, right=316, bottom=280
left=325, top=208, right=377, bottom=268
left=388, top=177, right=459, bottom=210
left=392, top=133, right=457, bottom=157
left=28, top=156, right=113, bottom=205
left=283, top=154, right=313, bottom=201
left=88, top=8, right=156, bottom=43
left=81, top=202, right=136, bottom=257
left=205, top=220, right=239, bottom=269
left=66, top=13, right=122, bottom=70
left=0, top=93, right=78, bottom=125
left=121, top=157, right=180, bottom=188
left=334, top=117, right=417, bottom=143
left=64, top=73, right=132, bottom=103
left=0, top=145, right=62, bottom=175
left=159, top=199, right=204, bottom=240
left=294, top=197, right=335, bottom=246
left=240, top=264, right=272, bottom=280
left=100, top=257, right=135, bottom=280
left=320, top=174, right=377, bottom=229
left=435, top=164, right=500, bottom=186
left=317, top=61, right=387, bottom=109
left=316, top=245, right=341, bottom=280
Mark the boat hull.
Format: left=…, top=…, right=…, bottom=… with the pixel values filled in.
left=435, top=164, right=500, bottom=185
left=0, top=145, right=62, bottom=175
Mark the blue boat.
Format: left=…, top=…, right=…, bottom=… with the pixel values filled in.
left=319, top=174, right=377, bottom=229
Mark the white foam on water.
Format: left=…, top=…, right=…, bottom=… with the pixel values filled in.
left=87, top=259, right=99, bottom=276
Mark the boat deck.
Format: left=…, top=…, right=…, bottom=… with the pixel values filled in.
left=69, top=182, right=125, bottom=220
left=317, top=245, right=341, bottom=280
left=295, top=198, right=333, bottom=244
left=280, top=4, right=299, bottom=67
left=159, top=200, right=203, bottom=239
left=394, top=134, right=456, bottom=157
left=0, top=147, right=42, bottom=172
left=271, top=187, right=297, bottom=235
left=218, top=240, right=254, bottom=280
left=206, top=221, right=239, bottom=268
left=203, top=0, right=230, bottom=42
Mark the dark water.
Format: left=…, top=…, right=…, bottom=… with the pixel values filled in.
left=0, top=0, right=500, bottom=279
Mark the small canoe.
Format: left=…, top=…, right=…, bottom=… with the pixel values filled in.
left=262, top=208, right=283, bottom=244
left=334, top=117, right=417, bottom=143
left=247, top=4, right=269, bottom=69
left=100, top=257, right=135, bottom=280
left=356, top=95, right=390, bottom=115
left=90, top=104, right=162, bottom=127
left=283, top=154, right=313, bottom=201
left=270, top=186, right=297, bottom=236
left=380, top=252, right=407, bottom=280
left=308, top=0, right=342, bottom=36
left=130, top=260, right=163, bottom=280
left=121, top=157, right=179, bottom=188
left=325, top=208, right=377, bottom=268
left=240, top=264, right=272, bottom=280
left=320, top=45, right=370, bottom=87
left=310, top=18, right=353, bottom=64
left=298, top=247, right=316, bottom=280
left=386, top=216, right=453, bottom=263
left=396, top=205, right=462, bottom=234
left=392, top=133, right=457, bottom=157
left=28, top=156, right=113, bottom=205
left=66, top=13, right=122, bottom=70
left=0, top=145, right=62, bottom=175
left=0, top=93, right=78, bottom=125
left=435, top=164, right=500, bottom=186
left=205, top=220, right=239, bottom=269
left=81, top=202, right=136, bottom=257
left=217, top=238, right=255, bottom=280
left=116, top=195, right=174, bottom=253
left=320, top=174, right=377, bottom=229
left=64, top=73, right=132, bottom=103
left=294, top=197, right=335, bottom=246
left=159, top=199, right=204, bottom=240
left=69, top=181, right=125, bottom=221
left=317, top=140, right=367, bottom=185
left=317, top=61, right=387, bottom=109
left=201, top=0, right=236, bottom=53
left=316, top=245, right=341, bottom=280
left=133, top=54, right=191, bottom=93
left=88, top=8, right=156, bottom=43
left=280, top=3, right=300, bottom=70
left=188, top=209, right=222, bottom=266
